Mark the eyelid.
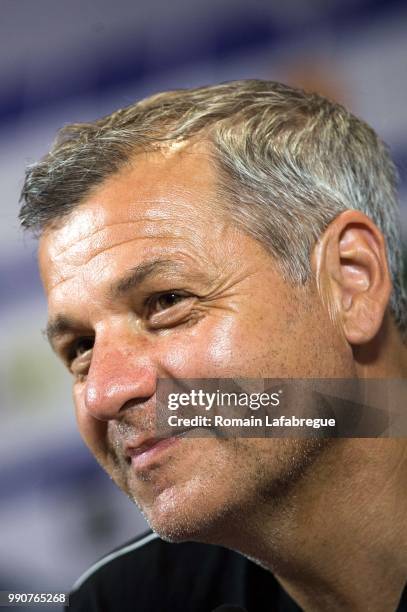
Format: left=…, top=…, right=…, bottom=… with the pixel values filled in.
left=148, top=294, right=197, bottom=328
left=145, top=290, right=191, bottom=315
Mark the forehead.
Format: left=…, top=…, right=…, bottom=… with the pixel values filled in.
left=38, top=144, right=227, bottom=294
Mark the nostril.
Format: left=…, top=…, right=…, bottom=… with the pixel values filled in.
left=121, top=397, right=152, bottom=412
left=83, top=361, right=157, bottom=420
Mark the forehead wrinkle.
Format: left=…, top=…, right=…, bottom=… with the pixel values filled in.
left=47, top=237, right=175, bottom=292
left=48, top=215, right=220, bottom=284
left=50, top=216, right=175, bottom=261
left=61, top=235, right=173, bottom=268
left=46, top=191, right=200, bottom=252
left=41, top=186, right=230, bottom=293
left=48, top=220, right=144, bottom=258
left=47, top=237, right=215, bottom=297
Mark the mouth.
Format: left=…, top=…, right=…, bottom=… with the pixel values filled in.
left=125, top=431, right=188, bottom=471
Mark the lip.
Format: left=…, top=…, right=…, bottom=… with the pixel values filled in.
left=125, top=432, right=187, bottom=471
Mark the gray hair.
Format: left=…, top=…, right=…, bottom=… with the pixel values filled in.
left=19, top=79, right=406, bottom=337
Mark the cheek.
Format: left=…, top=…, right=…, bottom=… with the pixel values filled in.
left=206, top=316, right=236, bottom=368
left=158, top=291, right=335, bottom=379
left=160, top=313, right=262, bottom=377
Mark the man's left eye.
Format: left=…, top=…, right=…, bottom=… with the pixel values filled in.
left=148, top=291, right=187, bottom=314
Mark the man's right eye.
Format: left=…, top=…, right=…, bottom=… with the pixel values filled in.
left=68, top=337, right=94, bottom=363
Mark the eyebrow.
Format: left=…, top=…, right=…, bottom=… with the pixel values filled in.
left=111, top=258, right=180, bottom=298
left=45, top=314, right=86, bottom=350
left=45, top=258, right=198, bottom=349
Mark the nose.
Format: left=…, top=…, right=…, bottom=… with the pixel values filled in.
left=84, top=341, right=157, bottom=421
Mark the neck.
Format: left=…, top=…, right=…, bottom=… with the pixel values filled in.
left=220, top=321, right=407, bottom=611
left=228, top=439, right=407, bottom=611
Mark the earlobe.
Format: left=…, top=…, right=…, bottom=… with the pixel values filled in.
left=312, top=210, right=392, bottom=345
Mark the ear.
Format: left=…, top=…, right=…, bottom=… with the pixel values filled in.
left=311, top=210, right=392, bottom=345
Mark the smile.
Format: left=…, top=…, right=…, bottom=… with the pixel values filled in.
left=125, top=431, right=188, bottom=471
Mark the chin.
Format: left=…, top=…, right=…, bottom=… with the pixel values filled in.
left=137, top=480, right=237, bottom=545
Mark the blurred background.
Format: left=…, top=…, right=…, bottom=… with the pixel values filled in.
left=1, top=0, right=406, bottom=606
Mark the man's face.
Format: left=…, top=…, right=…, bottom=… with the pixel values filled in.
left=39, top=145, right=353, bottom=543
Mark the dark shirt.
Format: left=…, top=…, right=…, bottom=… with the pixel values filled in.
left=67, top=530, right=407, bottom=612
